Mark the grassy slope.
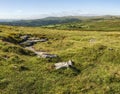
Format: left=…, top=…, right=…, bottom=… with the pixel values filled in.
left=0, top=25, right=120, bottom=94
left=43, top=18, right=120, bottom=31
left=0, top=17, right=80, bottom=27
left=0, top=16, right=119, bottom=27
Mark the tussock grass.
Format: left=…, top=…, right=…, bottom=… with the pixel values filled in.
left=0, top=25, right=120, bottom=94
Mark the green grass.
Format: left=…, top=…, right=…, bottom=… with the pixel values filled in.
left=0, top=25, right=120, bottom=94
left=43, top=19, right=120, bottom=31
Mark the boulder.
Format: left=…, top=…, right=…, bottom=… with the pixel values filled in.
left=54, top=60, right=73, bottom=69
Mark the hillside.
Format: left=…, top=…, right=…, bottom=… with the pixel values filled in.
left=0, top=17, right=80, bottom=26
left=0, top=15, right=120, bottom=27
left=0, top=25, right=120, bottom=94
left=43, top=17, right=120, bottom=31
left=1, top=16, right=120, bottom=32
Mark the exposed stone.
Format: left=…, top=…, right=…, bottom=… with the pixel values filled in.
left=108, top=48, right=114, bottom=50
left=20, top=41, right=35, bottom=46
left=25, top=47, right=35, bottom=52
left=25, top=46, right=57, bottom=58
left=35, top=51, right=47, bottom=56
left=38, top=38, right=48, bottom=42
left=29, top=37, right=48, bottom=42
left=29, top=38, right=48, bottom=42
left=89, top=38, right=96, bottom=43
left=20, top=35, right=29, bottom=41
left=54, top=60, right=73, bottom=69
left=20, top=38, right=48, bottom=46
left=41, top=54, right=57, bottom=58
left=20, top=35, right=57, bottom=59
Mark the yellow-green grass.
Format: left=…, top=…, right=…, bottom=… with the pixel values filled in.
left=0, top=25, right=120, bottom=94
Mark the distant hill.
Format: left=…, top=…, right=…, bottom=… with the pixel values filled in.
left=0, top=16, right=120, bottom=29
left=0, top=19, right=18, bottom=22
left=43, top=16, right=120, bottom=31
left=0, top=17, right=81, bottom=26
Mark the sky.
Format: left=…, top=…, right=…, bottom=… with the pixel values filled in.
left=0, top=0, right=120, bottom=19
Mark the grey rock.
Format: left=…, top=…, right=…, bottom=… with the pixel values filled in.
left=25, top=47, right=57, bottom=59
left=54, top=60, right=73, bottom=69
left=41, top=54, right=57, bottom=58
left=20, top=38, right=48, bottom=47
left=20, top=41, right=34, bottom=46
left=20, top=35, right=29, bottom=41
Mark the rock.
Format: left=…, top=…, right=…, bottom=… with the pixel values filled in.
left=20, top=35, right=29, bottom=41
left=108, top=48, right=113, bottom=50
left=20, top=36, right=54, bottom=59
left=29, top=37, right=39, bottom=40
left=29, top=38, right=48, bottom=42
left=41, top=54, right=57, bottom=58
left=25, top=47, right=35, bottom=52
left=89, top=38, right=96, bottom=43
left=54, top=60, right=73, bottom=69
left=25, top=46, right=57, bottom=59
left=35, top=51, right=47, bottom=56
left=20, top=38, right=48, bottom=47
left=29, top=38, right=48, bottom=43
left=20, top=41, right=35, bottom=46
left=39, top=38, right=48, bottom=42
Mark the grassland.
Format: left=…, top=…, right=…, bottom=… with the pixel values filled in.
left=0, top=25, right=120, bottom=94
left=43, top=18, right=120, bottom=31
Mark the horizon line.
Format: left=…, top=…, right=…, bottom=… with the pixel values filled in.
left=0, top=14, right=120, bottom=20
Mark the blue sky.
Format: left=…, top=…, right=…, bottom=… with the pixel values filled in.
left=0, top=0, right=120, bottom=19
